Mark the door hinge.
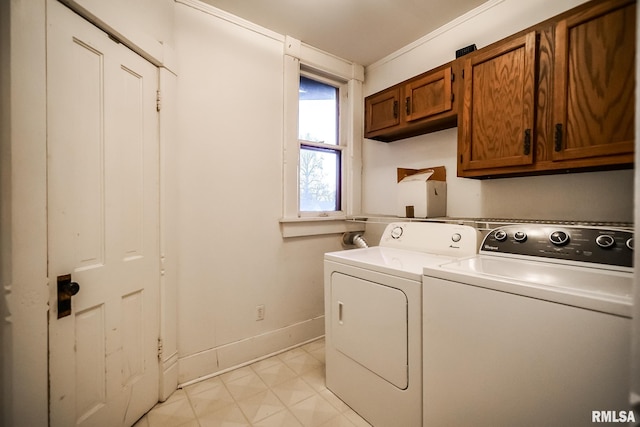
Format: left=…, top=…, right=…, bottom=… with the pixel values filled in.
left=157, top=338, right=163, bottom=360
left=156, top=90, right=162, bottom=112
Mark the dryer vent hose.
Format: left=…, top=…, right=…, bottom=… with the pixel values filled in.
left=342, top=232, right=369, bottom=248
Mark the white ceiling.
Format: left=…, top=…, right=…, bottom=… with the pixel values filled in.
left=198, top=0, right=488, bottom=66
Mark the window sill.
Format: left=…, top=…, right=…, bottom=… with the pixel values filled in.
left=279, top=217, right=365, bottom=238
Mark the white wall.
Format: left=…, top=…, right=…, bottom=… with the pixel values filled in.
left=173, top=3, right=342, bottom=384
left=1, top=1, right=49, bottom=426
left=60, top=0, right=175, bottom=67
left=363, top=0, right=634, bottom=223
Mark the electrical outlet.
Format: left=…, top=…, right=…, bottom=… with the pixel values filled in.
left=256, top=304, right=265, bottom=321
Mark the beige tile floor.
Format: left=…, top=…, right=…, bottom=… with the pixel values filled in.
left=134, top=338, right=372, bottom=427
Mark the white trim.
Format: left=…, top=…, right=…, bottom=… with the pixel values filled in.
left=178, top=317, right=325, bottom=385
left=367, top=0, right=506, bottom=71
left=175, top=0, right=285, bottom=43
left=281, top=36, right=364, bottom=235
left=279, top=218, right=365, bottom=238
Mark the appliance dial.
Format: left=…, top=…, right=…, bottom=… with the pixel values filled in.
left=627, top=238, right=634, bottom=250
left=390, top=226, right=404, bottom=239
left=451, top=233, right=461, bottom=243
left=494, top=230, right=508, bottom=242
left=514, top=231, right=527, bottom=242
left=595, top=234, right=615, bottom=249
left=549, top=230, right=570, bottom=246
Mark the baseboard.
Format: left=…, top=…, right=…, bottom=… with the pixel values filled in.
left=158, top=351, right=179, bottom=402
left=177, top=316, right=324, bottom=386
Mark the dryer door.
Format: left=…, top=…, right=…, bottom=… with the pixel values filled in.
left=330, top=272, right=408, bottom=389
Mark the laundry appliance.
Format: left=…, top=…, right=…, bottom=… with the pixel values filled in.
left=423, top=223, right=633, bottom=427
left=324, top=221, right=480, bottom=426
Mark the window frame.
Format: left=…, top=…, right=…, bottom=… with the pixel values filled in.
left=280, top=36, right=364, bottom=237
left=297, top=70, right=347, bottom=218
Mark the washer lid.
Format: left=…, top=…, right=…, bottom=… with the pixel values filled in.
left=424, top=255, right=633, bottom=317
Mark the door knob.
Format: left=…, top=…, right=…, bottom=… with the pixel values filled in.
left=57, top=274, right=80, bottom=319
left=62, top=280, right=80, bottom=296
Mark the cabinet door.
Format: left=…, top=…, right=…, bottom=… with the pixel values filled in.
left=404, top=67, right=453, bottom=122
left=552, top=0, right=635, bottom=162
left=365, top=87, right=400, bottom=134
left=459, top=32, right=536, bottom=173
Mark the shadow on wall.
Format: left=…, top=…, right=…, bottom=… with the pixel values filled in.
left=480, top=169, right=634, bottom=223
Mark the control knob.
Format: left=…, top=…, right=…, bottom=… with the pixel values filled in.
left=514, top=231, right=527, bottom=242
left=627, top=238, right=634, bottom=251
left=595, top=234, right=615, bottom=249
left=494, top=230, right=508, bottom=242
left=549, top=230, right=570, bottom=246
left=390, top=226, right=404, bottom=239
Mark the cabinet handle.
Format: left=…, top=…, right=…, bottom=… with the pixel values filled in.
left=523, top=129, right=531, bottom=155
left=554, top=123, right=563, bottom=152
left=405, top=97, right=411, bottom=115
left=393, top=100, right=398, bottom=118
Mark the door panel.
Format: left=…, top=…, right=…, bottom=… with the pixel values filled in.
left=330, top=272, right=408, bottom=389
left=460, top=32, right=536, bottom=171
left=552, top=0, right=635, bottom=161
left=47, top=1, right=160, bottom=426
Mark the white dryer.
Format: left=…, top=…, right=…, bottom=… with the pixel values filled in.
left=324, top=222, right=480, bottom=427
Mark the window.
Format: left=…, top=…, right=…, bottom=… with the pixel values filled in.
left=298, top=75, right=343, bottom=213
left=280, top=36, right=364, bottom=237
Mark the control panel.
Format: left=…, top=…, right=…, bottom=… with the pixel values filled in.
left=481, top=225, right=633, bottom=268
left=379, top=222, right=480, bottom=257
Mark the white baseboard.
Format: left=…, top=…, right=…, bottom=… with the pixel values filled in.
left=177, top=316, right=324, bottom=386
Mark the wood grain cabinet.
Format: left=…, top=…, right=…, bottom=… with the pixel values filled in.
left=458, top=0, right=636, bottom=178
left=365, top=87, right=400, bottom=134
left=552, top=0, right=635, bottom=164
left=458, top=31, right=537, bottom=174
left=365, top=63, right=458, bottom=142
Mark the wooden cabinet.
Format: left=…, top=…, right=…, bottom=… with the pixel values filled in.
left=458, top=32, right=537, bottom=173
left=552, top=0, right=635, bottom=163
left=365, top=87, right=400, bottom=134
left=404, top=67, right=454, bottom=122
left=458, top=0, right=636, bottom=178
left=365, top=63, right=458, bottom=142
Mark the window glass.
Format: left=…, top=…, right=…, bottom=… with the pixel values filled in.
left=299, top=76, right=338, bottom=145
left=298, top=75, right=342, bottom=212
left=299, top=146, right=340, bottom=211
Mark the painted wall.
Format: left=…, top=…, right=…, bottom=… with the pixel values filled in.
left=0, top=1, right=49, bottom=426
left=363, top=0, right=634, bottom=223
left=173, top=3, right=342, bottom=384
left=60, top=0, right=175, bottom=66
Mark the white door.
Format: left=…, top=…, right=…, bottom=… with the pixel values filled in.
left=47, top=1, right=160, bottom=426
left=331, top=273, right=408, bottom=389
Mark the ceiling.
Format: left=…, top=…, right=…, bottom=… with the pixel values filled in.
left=199, top=0, right=488, bottom=66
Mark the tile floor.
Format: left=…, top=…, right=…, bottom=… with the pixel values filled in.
left=134, top=338, right=372, bottom=427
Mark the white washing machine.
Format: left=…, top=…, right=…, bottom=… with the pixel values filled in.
left=423, top=224, right=633, bottom=427
left=324, top=222, right=480, bottom=427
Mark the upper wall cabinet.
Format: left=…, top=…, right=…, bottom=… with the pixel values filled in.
left=458, top=0, right=636, bottom=178
left=365, top=63, right=458, bottom=142
left=552, top=0, right=636, bottom=163
left=458, top=32, right=537, bottom=172
left=365, top=87, right=401, bottom=134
